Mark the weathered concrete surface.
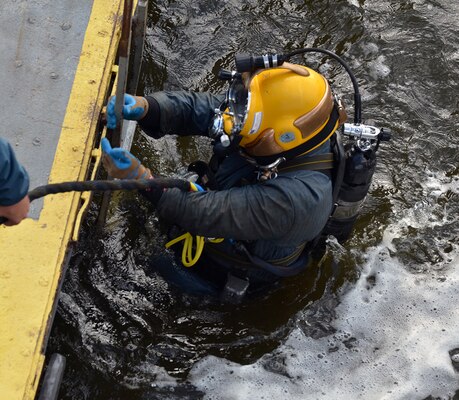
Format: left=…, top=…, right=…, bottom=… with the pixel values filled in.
left=0, top=0, right=93, bottom=218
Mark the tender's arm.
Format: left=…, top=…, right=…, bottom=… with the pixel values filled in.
left=0, top=138, right=30, bottom=225
left=0, top=138, right=29, bottom=206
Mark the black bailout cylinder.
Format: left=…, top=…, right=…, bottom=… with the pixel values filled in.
left=325, top=144, right=377, bottom=243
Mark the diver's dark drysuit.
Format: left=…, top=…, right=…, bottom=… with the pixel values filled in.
left=139, top=91, right=333, bottom=295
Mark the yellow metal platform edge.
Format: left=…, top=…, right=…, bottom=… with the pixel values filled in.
left=0, top=0, right=127, bottom=399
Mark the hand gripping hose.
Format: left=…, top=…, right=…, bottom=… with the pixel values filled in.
left=1, top=178, right=221, bottom=268
left=0, top=178, right=190, bottom=225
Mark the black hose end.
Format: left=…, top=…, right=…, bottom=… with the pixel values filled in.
left=235, top=53, right=287, bottom=73
left=218, top=69, right=233, bottom=80
left=235, top=53, right=254, bottom=73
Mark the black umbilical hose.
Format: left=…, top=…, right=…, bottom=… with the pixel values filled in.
left=285, top=48, right=361, bottom=124
left=234, top=47, right=362, bottom=124
left=0, top=178, right=190, bottom=225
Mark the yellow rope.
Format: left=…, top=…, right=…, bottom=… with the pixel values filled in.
left=165, top=182, right=224, bottom=267
left=165, top=233, right=224, bottom=267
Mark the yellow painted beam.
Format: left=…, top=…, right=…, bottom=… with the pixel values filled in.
left=0, top=1, right=127, bottom=399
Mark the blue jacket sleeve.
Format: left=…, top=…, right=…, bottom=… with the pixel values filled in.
left=138, top=91, right=225, bottom=138
left=0, top=138, right=30, bottom=206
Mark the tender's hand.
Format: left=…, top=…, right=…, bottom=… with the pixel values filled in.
left=106, top=94, right=149, bottom=129
left=101, top=138, right=152, bottom=180
left=0, top=195, right=30, bottom=226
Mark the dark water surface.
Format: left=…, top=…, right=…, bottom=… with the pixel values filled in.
left=47, top=0, right=459, bottom=399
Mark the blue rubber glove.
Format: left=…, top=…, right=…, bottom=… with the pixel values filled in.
left=106, top=94, right=149, bottom=129
left=101, top=138, right=152, bottom=179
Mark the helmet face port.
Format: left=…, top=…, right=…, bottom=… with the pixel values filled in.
left=227, top=76, right=249, bottom=133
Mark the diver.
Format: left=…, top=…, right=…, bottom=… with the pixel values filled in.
left=0, top=138, right=30, bottom=226
left=101, top=50, right=389, bottom=301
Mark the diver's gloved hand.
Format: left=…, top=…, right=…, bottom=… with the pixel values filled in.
left=106, top=94, right=149, bottom=129
left=101, top=138, right=152, bottom=180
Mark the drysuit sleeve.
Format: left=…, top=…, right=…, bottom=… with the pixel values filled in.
left=155, top=172, right=331, bottom=243
left=138, top=91, right=225, bottom=139
left=0, top=138, right=30, bottom=206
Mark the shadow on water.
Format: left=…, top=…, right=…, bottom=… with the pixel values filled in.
left=47, top=0, right=459, bottom=398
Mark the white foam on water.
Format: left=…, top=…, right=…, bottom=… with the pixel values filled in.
left=189, top=249, right=459, bottom=399
left=368, top=55, right=391, bottom=80
left=188, top=174, right=459, bottom=399
left=347, top=0, right=361, bottom=7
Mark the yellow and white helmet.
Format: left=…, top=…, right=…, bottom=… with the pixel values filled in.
left=222, top=63, right=346, bottom=160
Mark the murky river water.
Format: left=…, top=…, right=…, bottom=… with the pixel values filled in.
left=47, top=0, right=459, bottom=398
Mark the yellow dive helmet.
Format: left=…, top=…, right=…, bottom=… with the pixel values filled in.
left=222, top=63, right=345, bottom=161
